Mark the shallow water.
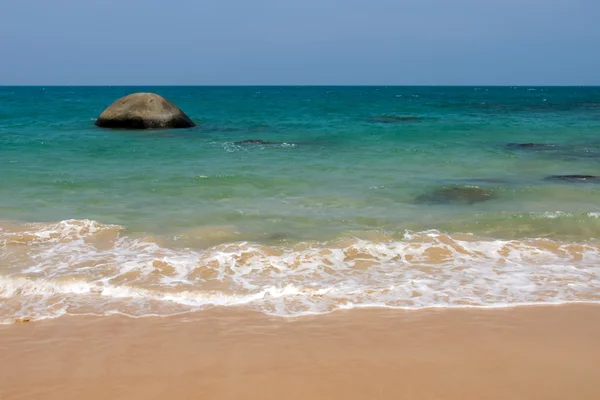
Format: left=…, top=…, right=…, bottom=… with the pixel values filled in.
left=1, top=86, right=600, bottom=322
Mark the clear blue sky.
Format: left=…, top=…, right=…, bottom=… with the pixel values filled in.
left=1, top=0, right=598, bottom=85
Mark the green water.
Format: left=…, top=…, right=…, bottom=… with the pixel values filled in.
left=2, top=86, right=600, bottom=242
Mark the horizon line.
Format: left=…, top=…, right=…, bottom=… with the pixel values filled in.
left=1, top=84, right=599, bottom=88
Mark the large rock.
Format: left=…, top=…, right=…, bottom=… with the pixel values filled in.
left=95, top=93, right=196, bottom=129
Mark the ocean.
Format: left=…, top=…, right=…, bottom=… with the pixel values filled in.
left=1, top=86, right=600, bottom=322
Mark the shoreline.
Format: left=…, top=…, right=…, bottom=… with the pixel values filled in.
left=5, top=299, right=600, bottom=325
left=2, top=304, right=600, bottom=399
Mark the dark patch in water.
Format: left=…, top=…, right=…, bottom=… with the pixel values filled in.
left=506, top=143, right=557, bottom=150
left=267, top=232, right=291, bottom=241
left=415, top=186, right=494, bottom=205
left=544, top=175, right=600, bottom=183
left=234, top=139, right=286, bottom=145
left=368, top=115, right=420, bottom=124
left=505, top=143, right=600, bottom=161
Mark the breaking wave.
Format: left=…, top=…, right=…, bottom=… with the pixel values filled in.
left=1, top=219, right=600, bottom=323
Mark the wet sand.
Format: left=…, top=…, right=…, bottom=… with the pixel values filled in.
left=1, top=305, right=600, bottom=400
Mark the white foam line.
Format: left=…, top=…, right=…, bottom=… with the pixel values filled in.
left=3, top=300, right=600, bottom=325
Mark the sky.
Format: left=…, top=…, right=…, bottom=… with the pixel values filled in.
left=0, top=0, right=599, bottom=85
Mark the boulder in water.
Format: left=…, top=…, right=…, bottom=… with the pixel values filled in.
left=415, top=186, right=494, bottom=205
left=95, top=93, right=196, bottom=129
left=544, top=175, right=600, bottom=183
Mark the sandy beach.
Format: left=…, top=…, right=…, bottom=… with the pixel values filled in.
left=1, top=304, right=599, bottom=400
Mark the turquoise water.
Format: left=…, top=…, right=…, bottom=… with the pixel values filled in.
left=1, top=86, right=600, bottom=321
left=2, top=86, right=600, bottom=241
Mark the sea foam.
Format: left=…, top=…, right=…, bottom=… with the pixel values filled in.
left=1, top=219, right=600, bottom=323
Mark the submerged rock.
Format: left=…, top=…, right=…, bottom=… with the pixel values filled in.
left=95, top=93, right=196, bottom=129
left=506, top=143, right=600, bottom=161
left=234, top=139, right=284, bottom=145
left=267, top=232, right=291, bottom=241
left=544, top=175, right=600, bottom=183
left=368, top=115, right=420, bottom=123
left=415, top=186, right=494, bottom=205
left=505, top=143, right=557, bottom=150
